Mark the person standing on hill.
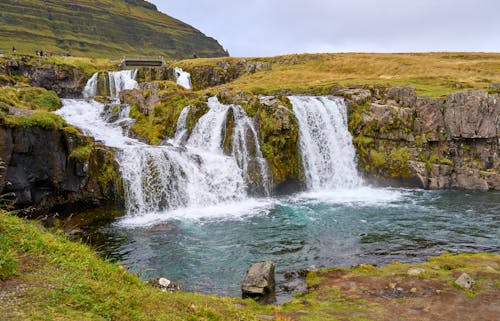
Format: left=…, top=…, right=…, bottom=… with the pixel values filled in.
left=12, top=46, right=16, bottom=53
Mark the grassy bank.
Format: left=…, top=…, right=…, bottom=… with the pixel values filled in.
left=0, top=211, right=270, bottom=321
left=1, top=210, right=499, bottom=321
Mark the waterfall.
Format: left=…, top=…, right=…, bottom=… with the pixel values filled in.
left=185, top=97, right=270, bottom=195
left=174, top=67, right=193, bottom=90
left=108, top=70, right=139, bottom=99
left=57, top=92, right=269, bottom=219
left=173, top=106, right=191, bottom=145
left=82, top=70, right=138, bottom=99
left=82, top=72, right=98, bottom=98
left=289, top=96, right=362, bottom=190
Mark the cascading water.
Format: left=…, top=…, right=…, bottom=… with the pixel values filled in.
left=174, top=67, right=193, bottom=90
left=185, top=97, right=270, bottom=195
left=57, top=73, right=270, bottom=221
left=289, top=96, right=363, bottom=190
left=108, top=70, right=139, bottom=99
left=82, top=70, right=138, bottom=99
left=82, top=72, right=98, bottom=98
left=173, top=105, right=191, bottom=145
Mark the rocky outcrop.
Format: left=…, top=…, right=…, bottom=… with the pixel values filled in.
left=347, top=86, right=499, bottom=190
left=31, top=66, right=87, bottom=98
left=186, top=59, right=272, bottom=90
left=0, top=125, right=123, bottom=216
left=0, top=57, right=87, bottom=97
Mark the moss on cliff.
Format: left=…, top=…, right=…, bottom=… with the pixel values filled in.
left=128, top=83, right=208, bottom=144
left=257, top=99, right=303, bottom=186
left=0, top=86, right=61, bottom=111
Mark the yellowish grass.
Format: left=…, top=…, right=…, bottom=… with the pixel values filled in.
left=179, top=52, right=500, bottom=97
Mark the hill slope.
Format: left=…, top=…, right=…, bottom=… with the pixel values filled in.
left=0, top=0, right=228, bottom=58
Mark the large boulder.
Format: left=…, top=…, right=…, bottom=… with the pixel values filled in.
left=242, top=261, right=276, bottom=304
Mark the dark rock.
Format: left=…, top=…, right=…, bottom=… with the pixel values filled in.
left=242, top=261, right=276, bottom=304
left=0, top=126, right=123, bottom=217
left=31, top=66, right=87, bottom=98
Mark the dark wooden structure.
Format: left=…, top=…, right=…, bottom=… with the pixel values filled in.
left=121, top=57, right=164, bottom=67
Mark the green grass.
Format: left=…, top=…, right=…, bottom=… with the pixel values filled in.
left=0, top=211, right=272, bottom=321
left=1, top=209, right=498, bottom=321
left=0, top=0, right=227, bottom=59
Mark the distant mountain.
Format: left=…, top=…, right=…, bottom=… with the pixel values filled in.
left=0, top=0, right=228, bottom=58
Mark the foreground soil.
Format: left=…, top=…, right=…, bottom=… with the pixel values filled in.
left=1, top=211, right=499, bottom=320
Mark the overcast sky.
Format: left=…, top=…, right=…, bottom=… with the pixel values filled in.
left=150, top=0, right=500, bottom=57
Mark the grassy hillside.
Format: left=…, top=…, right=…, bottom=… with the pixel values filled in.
left=0, top=0, right=228, bottom=59
left=177, top=52, right=500, bottom=97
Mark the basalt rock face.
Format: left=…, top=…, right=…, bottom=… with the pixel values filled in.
left=0, top=57, right=87, bottom=97
left=347, top=87, right=499, bottom=190
left=0, top=126, right=123, bottom=216
left=185, top=59, right=272, bottom=90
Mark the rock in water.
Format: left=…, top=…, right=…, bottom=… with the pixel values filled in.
left=242, top=261, right=276, bottom=304
left=455, top=273, right=475, bottom=289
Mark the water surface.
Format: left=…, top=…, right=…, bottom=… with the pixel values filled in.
left=90, top=188, right=500, bottom=300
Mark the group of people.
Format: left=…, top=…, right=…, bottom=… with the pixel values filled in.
left=10, top=45, right=54, bottom=57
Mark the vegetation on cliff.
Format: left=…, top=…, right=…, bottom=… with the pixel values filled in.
left=0, top=0, right=227, bottom=59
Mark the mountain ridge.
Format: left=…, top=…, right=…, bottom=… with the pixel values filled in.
left=0, top=0, right=228, bottom=59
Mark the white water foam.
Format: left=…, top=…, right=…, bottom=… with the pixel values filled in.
left=120, top=198, right=275, bottom=226
left=290, top=96, right=363, bottom=190
left=295, top=187, right=406, bottom=206
left=174, top=67, right=193, bottom=90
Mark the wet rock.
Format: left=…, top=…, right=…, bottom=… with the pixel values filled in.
left=146, top=223, right=178, bottom=233
left=455, top=273, right=475, bottom=289
left=279, top=279, right=306, bottom=293
left=407, top=267, right=425, bottom=276
left=149, top=277, right=181, bottom=292
left=242, top=261, right=276, bottom=304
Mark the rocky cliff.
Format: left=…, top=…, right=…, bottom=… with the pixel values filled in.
left=0, top=120, right=123, bottom=216
left=0, top=56, right=87, bottom=97
left=344, top=87, right=499, bottom=190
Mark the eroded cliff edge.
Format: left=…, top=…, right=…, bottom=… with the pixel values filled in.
left=343, top=86, right=499, bottom=190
